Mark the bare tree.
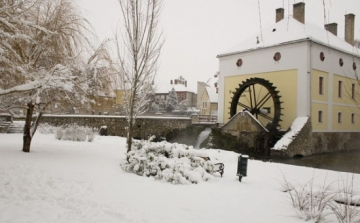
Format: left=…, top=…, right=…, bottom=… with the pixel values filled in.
left=115, top=0, right=164, bottom=152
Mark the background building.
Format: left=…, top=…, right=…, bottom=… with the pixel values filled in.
left=155, top=76, right=197, bottom=111
left=197, top=81, right=218, bottom=115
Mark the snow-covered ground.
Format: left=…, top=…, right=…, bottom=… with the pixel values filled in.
left=1, top=133, right=359, bottom=223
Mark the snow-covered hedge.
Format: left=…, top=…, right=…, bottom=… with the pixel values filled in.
left=54, top=124, right=97, bottom=142
left=37, top=123, right=58, bottom=134
left=122, top=138, right=217, bottom=184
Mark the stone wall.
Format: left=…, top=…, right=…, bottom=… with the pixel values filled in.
left=312, top=132, right=360, bottom=154
left=0, top=114, right=12, bottom=133
left=271, top=118, right=313, bottom=158
left=271, top=117, right=360, bottom=158
left=41, top=115, right=192, bottom=138
left=218, top=113, right=360, bottom=158
left=221, top=111, right=267, bottom=150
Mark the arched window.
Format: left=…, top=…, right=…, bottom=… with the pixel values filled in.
left=337, top=112, right=342, bottom=123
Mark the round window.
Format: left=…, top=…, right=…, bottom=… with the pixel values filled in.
left=339, top=58, right=344, bottom=67
left=273, top=52, right=281, bottom=61
left=236, top=59, right=243, bottom=67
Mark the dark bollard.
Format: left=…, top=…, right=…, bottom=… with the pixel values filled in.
left=236, top=154, right=249, bottom=182
left=99, top=126, right=108, bottom=136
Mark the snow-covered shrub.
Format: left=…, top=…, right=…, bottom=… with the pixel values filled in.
left=54, top=124, right=97, bottom=142
left=328, top=174, right=360, bottom=223
left=37, top=123, right=58, bottom=134
left=55, top=128, right=63, bottom=140
left=281, top=173, right=360, bottom=223
left=87, top=129, right=96, bottom=142
left=122, top=139, right=217, bottom=184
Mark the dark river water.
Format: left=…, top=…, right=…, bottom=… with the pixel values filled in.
left=272, top=151, right=360, bottom=174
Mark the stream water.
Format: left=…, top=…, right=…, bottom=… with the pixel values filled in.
left=191, top=128, right=360, bottom=174
left=272, top=150, right=360, bottom=174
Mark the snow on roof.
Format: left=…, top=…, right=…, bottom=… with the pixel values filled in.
left=156, top=82, right=195, bottom=94
left=272, top=116, right=309, bottom=151
left=205, top=86, right=218, bottom=103
left=218, top=17, right=360, bottom=57
left=222, top=110, right=269, bottom=132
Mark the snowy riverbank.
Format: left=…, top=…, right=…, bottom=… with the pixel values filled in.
left=1, top=133, right=359, bottom=223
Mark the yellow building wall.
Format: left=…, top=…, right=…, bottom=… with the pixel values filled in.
left=115, top=90, right=130, bottom=105
left=210, top=103, right=218, bottom=112
left=311, top=70, right=329, bottom=102
left=333, top=74, right=358, bottom=106
left=332, top=74, right=359, bottom=131
left=223, top=70, right=298, bottom=130
left=311, top=70, right=360, bottom=132
left=311, top=103, right=328, bottom=131
left=200, top=91, right=210, bottom=115
left=332, top=105, right=359, bottom=131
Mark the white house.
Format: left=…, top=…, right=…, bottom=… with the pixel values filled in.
left=217, top=3, right=360, bottom=154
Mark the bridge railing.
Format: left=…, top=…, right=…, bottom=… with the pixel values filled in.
left=191, top=115, right=217, bottom=124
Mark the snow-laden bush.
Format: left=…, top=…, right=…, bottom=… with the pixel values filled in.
left=37, top=123, right=58, bottom=134
left=122, top=138, right=217, bottom=184
left=54, top=124, right=97, bottom=142
left=281, top=173, right=360, bottom=223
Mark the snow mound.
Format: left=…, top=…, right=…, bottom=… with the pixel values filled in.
left=272, top=117, right=309, bottom=151
left=122, top=139, right=217, bottom=184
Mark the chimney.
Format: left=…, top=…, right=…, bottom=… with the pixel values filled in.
left=345, top=13, right=355, bottom=45
left=325, top=23, right=338, bottom=36
left=293, top=2, right=305, bottom=24
left=276, top=8, right=284, bottom=23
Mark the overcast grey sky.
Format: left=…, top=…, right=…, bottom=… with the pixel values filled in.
left=77, top=0, right=360, bottom=92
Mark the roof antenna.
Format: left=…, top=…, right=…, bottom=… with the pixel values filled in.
left=257, top=0, right=263, bottom=42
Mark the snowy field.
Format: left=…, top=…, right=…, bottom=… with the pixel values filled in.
left=1, top=133, right=360, bottom=223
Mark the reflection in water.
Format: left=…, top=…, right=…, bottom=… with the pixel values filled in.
left=272, top=151, right=360, bottom=174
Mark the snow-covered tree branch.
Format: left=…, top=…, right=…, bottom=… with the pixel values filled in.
left=0, top=0, right=118, bottom=153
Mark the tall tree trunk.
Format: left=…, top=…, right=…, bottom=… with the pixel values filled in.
left=127, top=122, right=133, bottom=153
left=127, top=88, right=137, bottom=153
left=22, top=102, right=34, bottom=153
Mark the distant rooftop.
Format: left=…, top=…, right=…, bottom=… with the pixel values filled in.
left=156, top=76, right=196, bottom=94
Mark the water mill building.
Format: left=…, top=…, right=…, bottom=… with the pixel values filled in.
left=216, top=3, right=360, bottom=157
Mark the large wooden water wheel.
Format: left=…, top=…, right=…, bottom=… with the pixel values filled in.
left=229, top=77, right=283, bottom=131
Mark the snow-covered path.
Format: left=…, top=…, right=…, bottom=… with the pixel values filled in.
left=0, top=133, right=359, bottom=223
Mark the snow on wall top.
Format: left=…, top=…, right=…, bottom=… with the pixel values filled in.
left=43, top=114, right=191, bottom=120
left=222, top=110, right=269, bottom=132
left=272, top=116, right=309, bottom=151
left=218, top=17, right=360, bottom=57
